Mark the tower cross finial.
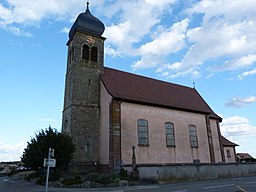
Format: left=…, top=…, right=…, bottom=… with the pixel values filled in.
left=193, top=81, right=196, bottom=89
left=86, top=1, right=89, bottom=11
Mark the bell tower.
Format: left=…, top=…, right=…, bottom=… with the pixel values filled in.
left=62, top=2, right=105, bottom=172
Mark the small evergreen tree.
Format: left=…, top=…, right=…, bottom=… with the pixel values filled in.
left=21, top=126, right=74, bottom=171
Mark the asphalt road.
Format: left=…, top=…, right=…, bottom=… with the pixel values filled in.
left=124, top=177, right=256, bottom=192
left=0, top=176, right=256, bottom=192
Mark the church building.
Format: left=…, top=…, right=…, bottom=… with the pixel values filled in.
left=61, top=3, right=237, bottom=174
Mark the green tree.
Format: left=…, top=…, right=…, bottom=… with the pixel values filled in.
left=21, top=126, right=75, bottom=171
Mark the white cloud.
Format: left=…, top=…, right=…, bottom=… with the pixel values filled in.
left=191, top=0, right=256, bottom=23
left=0, top=0, right=84, bottom=36
left=221, top=116, right=256, bottom=138
left=132, top=19, right=189, bottom=69
left=185, top=21, right=255, bottom=70
left=1, top=0, right=256, bottom=79
left=104, top=21, right=135, bottom=55
left=209, top=55, right=256, bottom=72
left=168, top=68, right=201, bottom=79
left=111, top=0, right=256, bottom=78
left=7, top=26, right=32, bottom=37
left=237, top=68, right=256, bottom=80
left=226, top=96, right=256, bottom=108
left=0, top=141, right=27, bottom=162
left=105, top=45, right=122, bottom=57
left=0, top=4, right=12, bottom=23
left=103, top=0, right=176, bottom=57
left=139, top=19, right=188, bottom=56
left=166, top=62, right=182, bottom=71
left=60, top=27, right=69, bottom=34
left=145, top=0, right=176, bottom=6
left=169, top=0, right=256, bottom=78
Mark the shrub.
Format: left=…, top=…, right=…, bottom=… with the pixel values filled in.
left=61, top=175, right=82, bottom=186
left=25, top=172, right=37, bottom=181
left=119, top=168, right=129, bottom=180
left=36, top=177, right=45, bottom=185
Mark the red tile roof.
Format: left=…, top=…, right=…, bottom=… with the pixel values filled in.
left=237, top=153, right=254, bottom=159
left=220, top=135, right=239, bottom=146
left=101, top=67, right=221, bottom=120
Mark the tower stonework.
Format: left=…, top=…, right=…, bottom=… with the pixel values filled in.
left=62, top=3, right=105, bottom=173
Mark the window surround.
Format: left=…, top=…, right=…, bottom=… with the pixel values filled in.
left=82, top=44, right=98, bottom=63
left=68, top=46, right=74, bottom=64
left=82, top=44, right=89, bottom=60
left=137, top=119, right=149, bottom=146
left=227, top=150, right=231, bottom=158
left=91, top=46, right=98, bottom=62
left=188, top=124, right=198, bottom=148
left=165, top=122, right=175, bottom=147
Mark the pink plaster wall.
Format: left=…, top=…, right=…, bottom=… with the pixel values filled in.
left=99, top=82, right=112, bottom=165
left=120, top=102, right=214, bottom=165
left=210, top=119, right=223, bottom=162
left=223, top=146, right=237, bottom=163
left=99, top=87, right=223, bottom=165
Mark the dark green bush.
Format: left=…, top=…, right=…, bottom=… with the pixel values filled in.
left=25, top=172, right=37, bottom=181
left=83, top=172, right=101, bottom=182
left=50, top=171, right=60, bottom=181
left=61, top=175, right=82, bottom=186
left=119, top=168, right=129, bottom=180
left=97, top=173, right=115, bottom=184
left=36, top=177, right=45, bottom=185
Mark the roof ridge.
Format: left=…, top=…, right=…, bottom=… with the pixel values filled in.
left=103, top=67, right=194, bottom=90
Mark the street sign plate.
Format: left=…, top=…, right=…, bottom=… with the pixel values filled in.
left=43, top=158, right=56, bottom=167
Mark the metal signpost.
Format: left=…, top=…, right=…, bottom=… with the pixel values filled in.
left=44, top=148, right=56, bottom=192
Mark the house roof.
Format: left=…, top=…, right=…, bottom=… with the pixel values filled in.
left=237, top=153, right=254, bottom=159
left=101, top=67, right=221, bottom=120
left=220, top=135, right=239, bottom=146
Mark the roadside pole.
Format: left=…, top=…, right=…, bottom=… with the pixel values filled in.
left=44, top=148, right=55, bottom=192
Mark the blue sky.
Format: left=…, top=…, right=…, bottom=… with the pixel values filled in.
left=0, top=0, right=256, bottom=162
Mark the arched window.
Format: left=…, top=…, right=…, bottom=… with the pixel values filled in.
left=165, top=122, right=175, bottom=147
left=71, top=46, right=74, bottom=61
left=82, top=44, right=89, bottom=60
left=68, top=46, right=74, bottom=64
left=91, top=47, right=98, bottom=62
left=137, top=119, right=149, bottom=145
left=188, top=125, right=198, bottom=148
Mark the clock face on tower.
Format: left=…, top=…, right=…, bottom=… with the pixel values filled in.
left=87, top=36, right=95, bottom=46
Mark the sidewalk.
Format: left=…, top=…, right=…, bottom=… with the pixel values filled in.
left=1, top=175, right=159, bottom=192
left=46, top=185, right=159, bottom=192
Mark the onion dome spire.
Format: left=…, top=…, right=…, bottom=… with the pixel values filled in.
left=68, top=1, right=105, bottom=38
